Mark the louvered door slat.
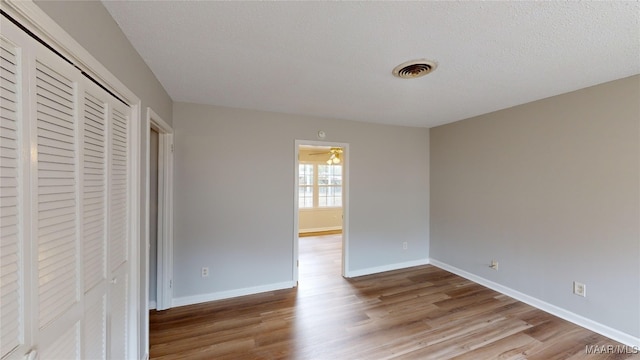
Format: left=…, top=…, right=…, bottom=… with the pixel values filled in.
left=37, top=110, right=75, bottom=133
left=0, top=36, right=23, bottom=359
left=37, top=230, right=75, bottom=254
left=0, top=62, right=16, bottom=79
left=83, top=91, right=106, bottom=292
left=1, top=65, right=17, bottom=80
left=38, top=246, right=75, bottom=272
left=38, top=192, right=74, bottom=206
left=37, top=162, right=74, bottom=173
left=36, top=78, right=75, bottom=107
left=36, top=59, right=79, bottom=329
left=109, top=108, right=128, bottom=270
left=0, top=149, right=18, bottom=167
left=1, top=86, right=18, bottom=104
left=38, top=226, right=74, bottom=246
left=84, top=132, right=103, bottom=146
left=37, top=96, right=74, bottom=119
left=39, top=210, right=75, bottom=225
left=84, top=141, right=103, bottom=154
left=0, top=137, right=18, bottom=152
left=85, top=104, right=103, bottom=119
left=37, top=144, right=74, bottom=159
left=1, top=209, right=18, bottom=227
left=0, top=100, right=17, bottom=114
left=35, top=65, right=72, bottom=92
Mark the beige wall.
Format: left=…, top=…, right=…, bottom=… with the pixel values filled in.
left=173, top=102, right=430, bottom=300
left=299, top=208, right=342, bottom=233
left=431, top=75, right=640, bottom=339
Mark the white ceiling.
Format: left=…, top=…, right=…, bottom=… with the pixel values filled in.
left=102, top=1, right=639, bottom=128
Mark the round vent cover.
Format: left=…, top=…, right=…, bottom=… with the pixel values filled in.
left=392, top=59, right=437, bottom=79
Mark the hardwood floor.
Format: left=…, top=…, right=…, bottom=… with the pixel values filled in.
left=149, top=235, right=634, bottom=359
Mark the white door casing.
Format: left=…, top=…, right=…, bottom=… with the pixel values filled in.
left=145, top=108, right=173, bottom=312
left=141, top=107, right=173, bottom=356
left=293, top=139, right=350, bottom=283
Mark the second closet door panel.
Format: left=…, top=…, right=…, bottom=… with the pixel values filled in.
left=34, top=41, right=83, bottom=358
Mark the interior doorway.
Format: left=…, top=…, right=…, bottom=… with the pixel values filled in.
left=294, top=140, right=349, bottom=284
left=143, top=108, right=174, bottom=356
left=149, top=128, right=160, bottom=309
left=145, top=108, right=174, bottom=312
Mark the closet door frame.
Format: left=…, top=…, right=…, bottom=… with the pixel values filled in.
left=2, top=1, right=142, bottom=358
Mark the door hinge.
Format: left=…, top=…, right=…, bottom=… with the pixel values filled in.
left=297, top=260, right=299, bottom=267
left=171, top=144, right=174, bottom=152
left=169, top=279, right=172, bottom=288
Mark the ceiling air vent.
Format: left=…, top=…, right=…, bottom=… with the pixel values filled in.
left=392, top=59, right=437, bottom=79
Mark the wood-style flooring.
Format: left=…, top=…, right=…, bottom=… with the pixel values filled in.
left=149, top=235, right=635, bottom=359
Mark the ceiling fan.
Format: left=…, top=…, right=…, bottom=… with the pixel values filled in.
left=309, top=147, right=343, bottom=164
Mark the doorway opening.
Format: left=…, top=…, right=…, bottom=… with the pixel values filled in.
left=143, top=108, right=174, bottom=356
left=294, top=140, right=349, bottom=284
left=145, top=108, right=174, bottom=312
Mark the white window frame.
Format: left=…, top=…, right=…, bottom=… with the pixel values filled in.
left=298, top=162, right=343, bottom=210
left=316, top=163, right=342, bottom=208
left=298, top=163, right=314, bottom=209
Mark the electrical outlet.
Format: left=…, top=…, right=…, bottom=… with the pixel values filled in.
left=201, top=267, right=209, bottom=278
left=490, top=260, right=498, bottom=270
left=573, top=281, right=586, bottom=297
left=402, top=242, right=408, bottom=250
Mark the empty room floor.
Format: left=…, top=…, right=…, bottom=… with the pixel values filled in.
left=149, top=235, right=632, bottom=359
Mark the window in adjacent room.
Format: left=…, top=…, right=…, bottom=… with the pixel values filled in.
left=318, top=164, right=342, bottom=207
left=299, top=163, right=342, bottom=208
left=299, top=164, right=314, bottom=208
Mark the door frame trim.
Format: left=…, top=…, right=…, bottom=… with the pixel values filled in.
left=145, top=107, right=174, bottom=312
left=294, top=139, right=350, bottom=282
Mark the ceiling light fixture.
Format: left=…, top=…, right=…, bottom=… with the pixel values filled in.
left=392, top=59, right=437, bottom=79
left=327, top=153, right=341, bottom=165
left=310, top=147, right=343, bottom=165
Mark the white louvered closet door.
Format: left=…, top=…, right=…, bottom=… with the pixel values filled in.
left=0, top=17, right=135, bottom=360
left=108, top=100, right=131, bottom=360
left=34, top=40, right=83, bottom=360
left=82, top=82, right=110, bottom=360
left=0, top=31, right=29, bottom=360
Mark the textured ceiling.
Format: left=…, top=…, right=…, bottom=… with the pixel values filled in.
left=102, top=1, right=640, bottom=128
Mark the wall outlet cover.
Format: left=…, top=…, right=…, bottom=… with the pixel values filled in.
left=573, top=281, right=586, bottom=297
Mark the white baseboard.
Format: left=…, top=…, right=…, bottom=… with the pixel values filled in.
left=148, top=300, right=156, bottom=310
left=299, top=226, right=342, bottom=233
left=171, top=281, right=296, bottom=308
left=429, top=259, right=640, bottom=348
left=346, top=258, right=430, bottom=278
